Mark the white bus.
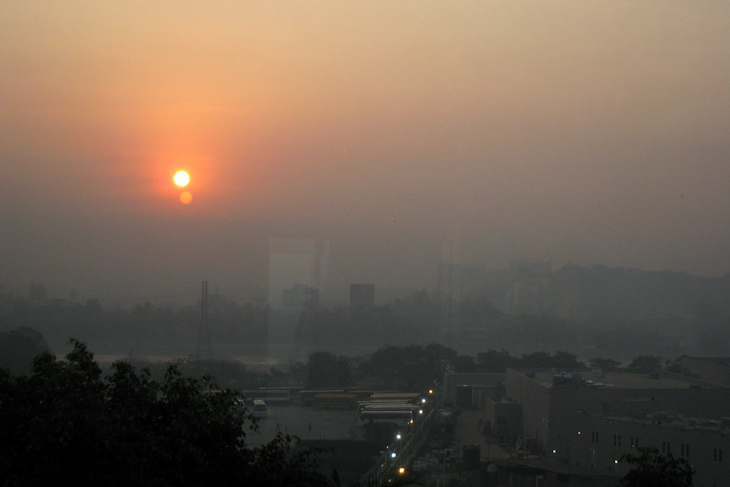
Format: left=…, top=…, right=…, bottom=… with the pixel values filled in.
left=253, top=399, right=267, bottom=418
left=357, top=410, right=413, bottom=427
left=362, top=404, right=423, bottom=418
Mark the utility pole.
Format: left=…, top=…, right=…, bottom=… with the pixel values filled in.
left=196, top=280, right=212, bottom=357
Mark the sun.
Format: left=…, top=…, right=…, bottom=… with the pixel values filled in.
left=174, top=171, right=190, bottom=187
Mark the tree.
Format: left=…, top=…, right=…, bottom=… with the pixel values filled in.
left=627, top=355, right=663, bottom=374
left=0, top=327, right=48, bottom=374
left=620, top=447, right=694, bottom=487
left=665, top=356, right=685, bottom=374
left=476, top=349, right=519, bottom=372
left=590, top=357, right=621, bottom=371
left=518, top=351, right=551, bottom=368
left=306, top=351, right=351, bottom=389
left=0, top=339, right=333, bottom=487
left=552, top=351, right=585, bottom=369
left=363, top=344, right=456, bottom=392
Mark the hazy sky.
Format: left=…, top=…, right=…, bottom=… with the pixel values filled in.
left=2, top=1, right=729, bottom=302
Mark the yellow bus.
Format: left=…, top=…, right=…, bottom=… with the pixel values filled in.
left=297, top=390, right=346, bottom=406
left=370, top=393, right=421, bottom=404
left=312, top=393, right=359, bottom=410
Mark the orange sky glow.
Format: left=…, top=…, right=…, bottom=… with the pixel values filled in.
left=2, top=0, right=729, bottom=297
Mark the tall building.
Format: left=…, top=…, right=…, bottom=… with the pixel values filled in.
left=350, top=284, right=375, bottom=309
left=439, top=236, right=460, bottom=346
left=282, top=284, right=319, bottom=315
left=267, top=238, right=329, bottom=360
left=28, top=283, right=48, bottom=306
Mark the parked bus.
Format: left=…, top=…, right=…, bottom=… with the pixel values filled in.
left=357, top=400, right=414, bottom=413
left=362, top=404, right=425, bottom=421
left=253, top=399, right=267, bottom=418
left=243, top=389, right=291, bottom=403
left=362, top=404, right=423, bottom=414
left=297, top=390, right=346, bottom=406
left=369, top=393, right=421, bottom=404
left=357, top=410, right=413, bottom=427
left=299, top=389, right=378, bottom=405
left=312, top=393, right=359, bottom=410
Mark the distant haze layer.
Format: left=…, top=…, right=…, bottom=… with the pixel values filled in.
left=2, top=1, right=729, bottom=299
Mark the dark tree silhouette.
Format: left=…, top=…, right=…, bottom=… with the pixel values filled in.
left=620, top=447, right=694, bottom=487
left=589, top=357, right=621, bottom=371
left=306, top=351, right=352, bottom=389
left=0, top=327, right=48, bottom=374
left=627, top=355, right=663, bottom=374
left=0, top=339, right=333, bottom=487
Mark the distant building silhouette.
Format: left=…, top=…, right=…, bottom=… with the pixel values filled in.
left=282, top=284, right=319, bottom=316
left=267, top=238, right=329, bottom=360
left=349, top=284, right=375, bottom=309
left=505, top=259, right=552, bottom=313
left=28, top=283, right=48, bottom=307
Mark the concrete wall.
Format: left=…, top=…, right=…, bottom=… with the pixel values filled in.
left=505, top=369, right=551, bottom=453
left=442, top=372, right=504, bottom=406
left=484, top=398, right=522, bottom=443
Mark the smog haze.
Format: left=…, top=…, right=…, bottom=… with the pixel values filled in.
left=2, top=1, right=730, bottom=302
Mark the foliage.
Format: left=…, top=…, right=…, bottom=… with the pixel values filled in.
left=0, top=339, right=333, bottom=487
left=0, top=327, right=49, bottom=374
left=450, top=354, right=478, bottom=373
left=627, top=355, right=663, bottom=374
left=269, top=359, right=308, bottom=387
left=589, top=357, right=621, bottom=371
left=620, top=447, right=694, bottom=487
left=665, top=356, right=684, bottom=374
left=362, top=344, right=458, bottom=392
left=519, top=350, right=585, bottom=370
left=131, top=356, right=264, bottom=390
left=476, top=349, right=520, bottom=372
left=306, top=351, right=352, bottom=389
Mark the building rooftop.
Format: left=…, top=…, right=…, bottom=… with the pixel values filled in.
left=528, top=371, right=694, bottom=390
left=684, top=356, right=730, bottom=367
left=599, top=413, right=730, bottom=431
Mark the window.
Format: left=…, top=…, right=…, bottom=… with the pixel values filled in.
left=613, top=434, right=621, bottom=447
left=630, top=437, right=639, bottom=449
left=662, top=441, right=671, bottom=454
left=591, top=431, right=600, bottom=444
left=680, top=444, right=690, bottom=457
left=714, top=448, right=723, bottom=462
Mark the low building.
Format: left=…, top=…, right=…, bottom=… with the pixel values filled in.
left=576, top=414, right=730, bottom=486
left=680, top=356, right=730, bottom=387
left=483, top=368, right=730, bottom=483
left=442, top=372, right=504, bottom=409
